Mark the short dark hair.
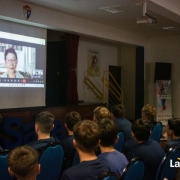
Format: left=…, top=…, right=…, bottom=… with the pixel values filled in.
left=65, top=111, right=81, bottom=131
left=35, top=111, right=55, bottom=134
left=131, top=118, right=151, bottom=141
left=8, top=145, right=38, bottom=178
left=73, top=120, right=101, bottom=153
left=111, top=104, right=125, bottom=118
left=168, top=118, right=180, bottom=136
left=98, top=118, right=118, bottom=146
left=4, top=48, right=17, bottom=60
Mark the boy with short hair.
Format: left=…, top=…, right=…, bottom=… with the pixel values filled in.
left=111, top=104, right=136, bottom=154
left=8, top=145, right=40, bottom=180
left=127, top=118, right=164, bottom=180
left=93, top=106, right=111, bottom=123
left=61, top=120, right=109, bottom=180
left=98, top=118, right=128, bottom=178
left=165, top=118, right=180, bottom=153
left=61, top=111, right=81, bottom=170
left=27, top=111, right=57, bottom=151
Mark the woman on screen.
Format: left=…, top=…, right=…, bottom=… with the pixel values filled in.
left=1, top=48, right=24, bottom=78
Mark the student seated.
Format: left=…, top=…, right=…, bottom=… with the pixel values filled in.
left=111, top=104, right=136, bottom=155
left=61, top=120, right=109, bottom=180
left=7, top=145, right=40, bottom=180
left=164, top=118, right=180, bottom=153
left=61, top=111, right=81, bottom=170
left=127, top=118, right=164, bottom=180
left=27, top=111, right=58, bottom=153
left=98, top=118, right=128, bottom=178
left=141, top=104, right=157, bottom=129
left=93, top=106, right=111, bottom=123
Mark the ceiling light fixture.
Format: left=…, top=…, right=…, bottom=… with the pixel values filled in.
left=162, top=27, right=179, bottom=31
left=100, top=5, right=131, bottom=14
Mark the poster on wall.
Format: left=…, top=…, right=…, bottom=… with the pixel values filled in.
left=155, top=80, right=172, bottom=125
left=87, top=49, right=100, bottom=77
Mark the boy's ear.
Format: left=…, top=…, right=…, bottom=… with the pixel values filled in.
left=37, top=164, right=41, bottom=174
left=73, top=139, right=78, bottom=149
left=97, top=139, right=101, bottom=147
left=64, top=123, right=67, bottom=129
left=131, top=131, right=135, bottom=138
left=51, top=124, right=54, bottom=131
left=35, top=123, right=39, bottom=132
left=8, top=167, right=14, bottom=177
left=114, top=135, right=119, bottom=144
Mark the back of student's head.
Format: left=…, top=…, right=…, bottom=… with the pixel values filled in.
left=8, top=145, right=39, bottom=179
left=35, top=111, right=55, bottom=134
left=93, top=106, right=111, bottom=122
left=168, top=118, right=180, bottom=136
left=73, top=120, right=101, bottom=153
left=98, top=118, right=118, bottom=147
left=65, top=111, right=81, bottom=131
left=111, top=104, right=125, bottom=118
left=131, top=118, right=151, bottom=141
left=142, top=104, right=156, bottom=123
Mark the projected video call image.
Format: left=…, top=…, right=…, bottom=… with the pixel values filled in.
left=0, top=21, right=46, bottom=109
left=0, top=30, right=45, bottom=88
left=0, top=43, right=37, bottom=78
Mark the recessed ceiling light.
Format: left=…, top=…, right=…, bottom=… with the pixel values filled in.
left=162, top=27, right=179, bottom=31
left=99, top=5, right=131, bottom=14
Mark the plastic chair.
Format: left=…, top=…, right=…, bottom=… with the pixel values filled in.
left=120, top=157, right=144, bottom=180
left=72, top=150, right=80, bottom=166
left=114, top=131, right=124, bottom=153
left=37, top=142, right=64, bottom=180
left=150, top=122, right=162, bottom=142
left=155, top=146, right=180, bottom=180
left=0, top=149, right=13, bottom=180
left=97, top=171, right=119, bottom=180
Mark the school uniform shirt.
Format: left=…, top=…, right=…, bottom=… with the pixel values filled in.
left=114, top=118, right=137, bottom=154
left=98, top=150, right=128, bottom=178
left=61, top=135, right=75, bottom=170
left=164, top=138, right=180, bottom=153
left=27, top=136, right=57, bottom=153
left=61, top=158, right=109, bottom=180
left=127, top=139, right=164, bottom=180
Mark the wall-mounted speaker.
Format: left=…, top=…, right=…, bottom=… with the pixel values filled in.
left=154, top=62, right=171, bottom=82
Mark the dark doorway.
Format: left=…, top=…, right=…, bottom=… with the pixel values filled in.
left=135, top=46, right=144, bottom=119
left=46, top=41, right=68, bottom=107
left=108, top=65, right=121, bottom=109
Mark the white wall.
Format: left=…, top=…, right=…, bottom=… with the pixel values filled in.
left=148, top=35, right=180, bottom=117
left=77, top=36, right=118, bottom=102
left=118, top=45, right=136, bottom=120
left=0, top=0, right=148, bottom=47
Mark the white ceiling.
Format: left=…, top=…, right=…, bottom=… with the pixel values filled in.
left=17, top=0, right=180, bottom=37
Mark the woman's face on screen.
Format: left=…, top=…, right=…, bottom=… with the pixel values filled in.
left=5, top=53, right=17, bottom=74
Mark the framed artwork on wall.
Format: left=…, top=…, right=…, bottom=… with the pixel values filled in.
left=87, top=49, right=100, bottom=77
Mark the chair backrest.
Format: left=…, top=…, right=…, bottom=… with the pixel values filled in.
left=72, top=150, right=80, bottom=167
left=150, top=122, right=162, bottom=142
left=120, top=157, right=144, bottom=180
left=155, top=146, right=180, bottom=180
left=97, top=171, right=119, bottom=180
left=37, top=142, right=64, bottom=180
left=114, top=131, right=124, bottom=153
left=0, top=150, right=13, bottom=180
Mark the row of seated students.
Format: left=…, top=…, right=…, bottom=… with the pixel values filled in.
left=1, top=104, right=180, bottom=180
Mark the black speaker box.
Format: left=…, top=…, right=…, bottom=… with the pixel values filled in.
left=154, top=62, right=171, bottom=82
